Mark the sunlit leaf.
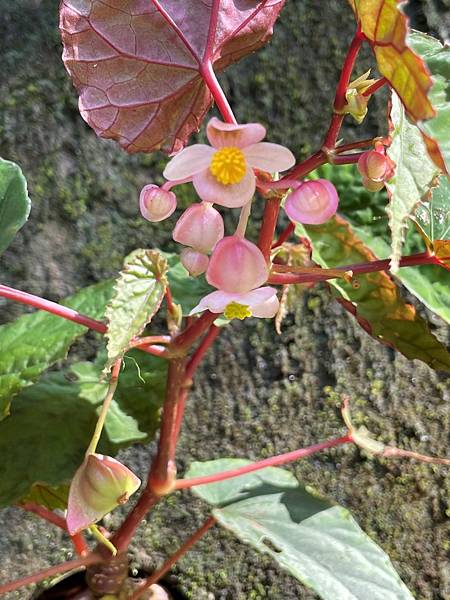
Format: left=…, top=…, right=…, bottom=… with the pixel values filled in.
left=348, top=0, right=435, bottom=122
left=0, top=280, right=113, bottom=420
left=298, top=217, right=450, bottom=371
left=0, top=352, right=166, bottom=508
left=408, top=31, right=450, bottom=174
left=0, top=158, right=31, bottom=256
left=105, top=249, right=167, bottom=370
left=385, top=92, right=440, bottom=271
left=188, top=459, right=414, bottom=600
left=59, top=0, right=285, bottom=154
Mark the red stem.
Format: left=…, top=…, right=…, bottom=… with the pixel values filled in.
left=332, top=152, right=365, bottom=165
left=258, top=197, right=281, bottom=261
left=0, top=554, right=102, bottom=595
left=165, top=286, right=176, bottom=315
left=176, top=435, right=352, bottom=489
left=0, top=284, right=106, bottom=333
left=272, top=222, right=295, bottom=249
left=173, top=311, right=218, bottom=352
left=111, top=488, right=160, bottom=553
left=129, top=517, right=216, bottom=600
left=278, top=150, right=327, bottom=185
left=335, top=138, right=378, bottom=153
left=333, top=29, right=364, bottom=113
left=268, top=252, right=440, bottom=285
left=184, top=325, right=220, bottom=381
left=200, top=61, right=237, bottom=124
left=323, top=114, right=345, bottom=150
left=362, top=77, right=388, bottom=96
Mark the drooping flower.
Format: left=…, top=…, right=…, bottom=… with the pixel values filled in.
left=190, top=235, right=278, bottom=320
left=139, top=184, right=176, bottom=222
left=284, top=179, right=339, bottom=225
left=180, top=247, right=210, bottom=277
left=173, top=202, right=224, bottom=253
left=206, top=235, right=269, bottom=293
left=357, top=146, right=395, bottom=192
left=66, top=453, right=141, bottom=535
left=191, top=286, right=280, bottom=320
left=163, top=118, right=295, bottom=208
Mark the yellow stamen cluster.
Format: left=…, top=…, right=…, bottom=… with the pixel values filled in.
left=224, top=302, right=252, bottom=320
left=210, top=146, right=246, bottom=185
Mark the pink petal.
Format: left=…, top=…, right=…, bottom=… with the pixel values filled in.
left=180, top=248, right=209, bottom=277
left=163, top=145, right=214, bottom=181
left=173, top=202, right=224, bottom=252
left=239, top=286, right=279, bottom=318
left=207, top=117, right=266, bottom=149
left=284, top=179, right=339, bottom=225
left=193, top=168, right=256, bottom=208
left=139, top=185, right=177, bottom=222
left=252, top=294, right=280, bottom=318
left=244, top=143, right=295, bottom=173
left=190, top=290, right=237, bottom=315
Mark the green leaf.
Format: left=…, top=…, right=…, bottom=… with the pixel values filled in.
left=386, top=92, right=440, bottom=271
left=408, top=31, right=450, bottom=175
left=0, top=158, right=31, bottom=256
left=314, top=165, right=450, bottom=324
left=163, top=252, right=213, bottom=315
left=105, top=250, right=167, bottom=369
left=188, top=459, right=414, bottom=600
left=415, top=176, right=450, bottom=244
left=0, top=351, right=166, bottom=507
left=0, top=280, right=113, bottom=420
left=298, top=217, right=450, bottom=371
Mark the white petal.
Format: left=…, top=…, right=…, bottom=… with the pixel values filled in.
left=163, top=145, right=214, bottom=181
left=190, top=290, right=237, bottom=315
left=193, top=168, right=256, bottom=208
left=244, top=142, right=296, bottom=173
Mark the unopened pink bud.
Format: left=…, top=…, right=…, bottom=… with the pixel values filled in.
left=173, top=202, right=224, bottom=253
left=181, top=247, right=209, bottom=276
left=66, top=454, right=141, bottom=535
left=140, top=184, right=176, bottom=222
left=357, top=150, right=393, bottom=191
left=206, top=235, right=268, bottom=294
left=284, top=179, right=339, bottom=225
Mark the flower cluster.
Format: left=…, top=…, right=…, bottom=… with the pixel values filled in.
left=140, top=118, right=340, bottom=320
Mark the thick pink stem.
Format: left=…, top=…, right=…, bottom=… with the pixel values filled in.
left=175, top=435, right=352, bottom=489
left=200, top=61, right=237, bottom=124
left=0, top=284, right=106, bottom=333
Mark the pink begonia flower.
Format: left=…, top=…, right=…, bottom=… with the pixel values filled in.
left=191, top=235, right=278, bottom=320
left=66, top=453, right=141, bottom=535
left=284, top=179, right=339, bottom=225
left=163, top=118, right=295, bottom=208
left=191, top=286, right=279, bottom=320
left=140, top=184, right=176, bottom=222
left=206, top=235, right=268, bottom=293
left=181, top=247, right=209, bottom=277
left=173, top=202, right=224, bottom=253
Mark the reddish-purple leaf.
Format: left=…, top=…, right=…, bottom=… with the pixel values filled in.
left=59, top=0, right=285, bottom=154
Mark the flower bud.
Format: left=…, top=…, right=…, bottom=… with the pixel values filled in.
left=284, top=179, right=339, bottom=225
left=139, top=184, right=176, bottom=222
left=357, top=149, right=394, bottom=192
left=181, top=247, right=209, bottom=276
left=67, top=454, right=141, bottom=535
left=173, top=202, right=224, bottom=253
left=341, top=70, right=379, bottom=124
left=206, top=235, right=268, bottom=294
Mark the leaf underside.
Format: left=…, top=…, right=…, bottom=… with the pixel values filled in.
left=105, top=249, right=168, bottom=370
left=385, top=92, right=440, bottom=272
left=408, top=31, right=450, bottom=175
left=59, top=0, right=285, bottom=154
left=348, top=0, right=434, bottom=122
left=188, top=459, right=414, bottom=600
left=298, top=216, right=450, bottom=372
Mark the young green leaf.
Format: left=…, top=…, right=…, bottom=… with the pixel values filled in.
left=0, top=352, right=166, bottom=508
left=298, top=216, right=450, bottom=371
left=0, top=280, right=113, bottom=420
left=187, top=459, right=414, bottom=600
left=408, top=31, right=450, bottom=175
left=386, top=92, right=440, bottom=272
left=348, top=0, right=434, bottom=122
left=105, top=250, right=167, bottom=370
left=0, top=158, right=31, bottom=256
